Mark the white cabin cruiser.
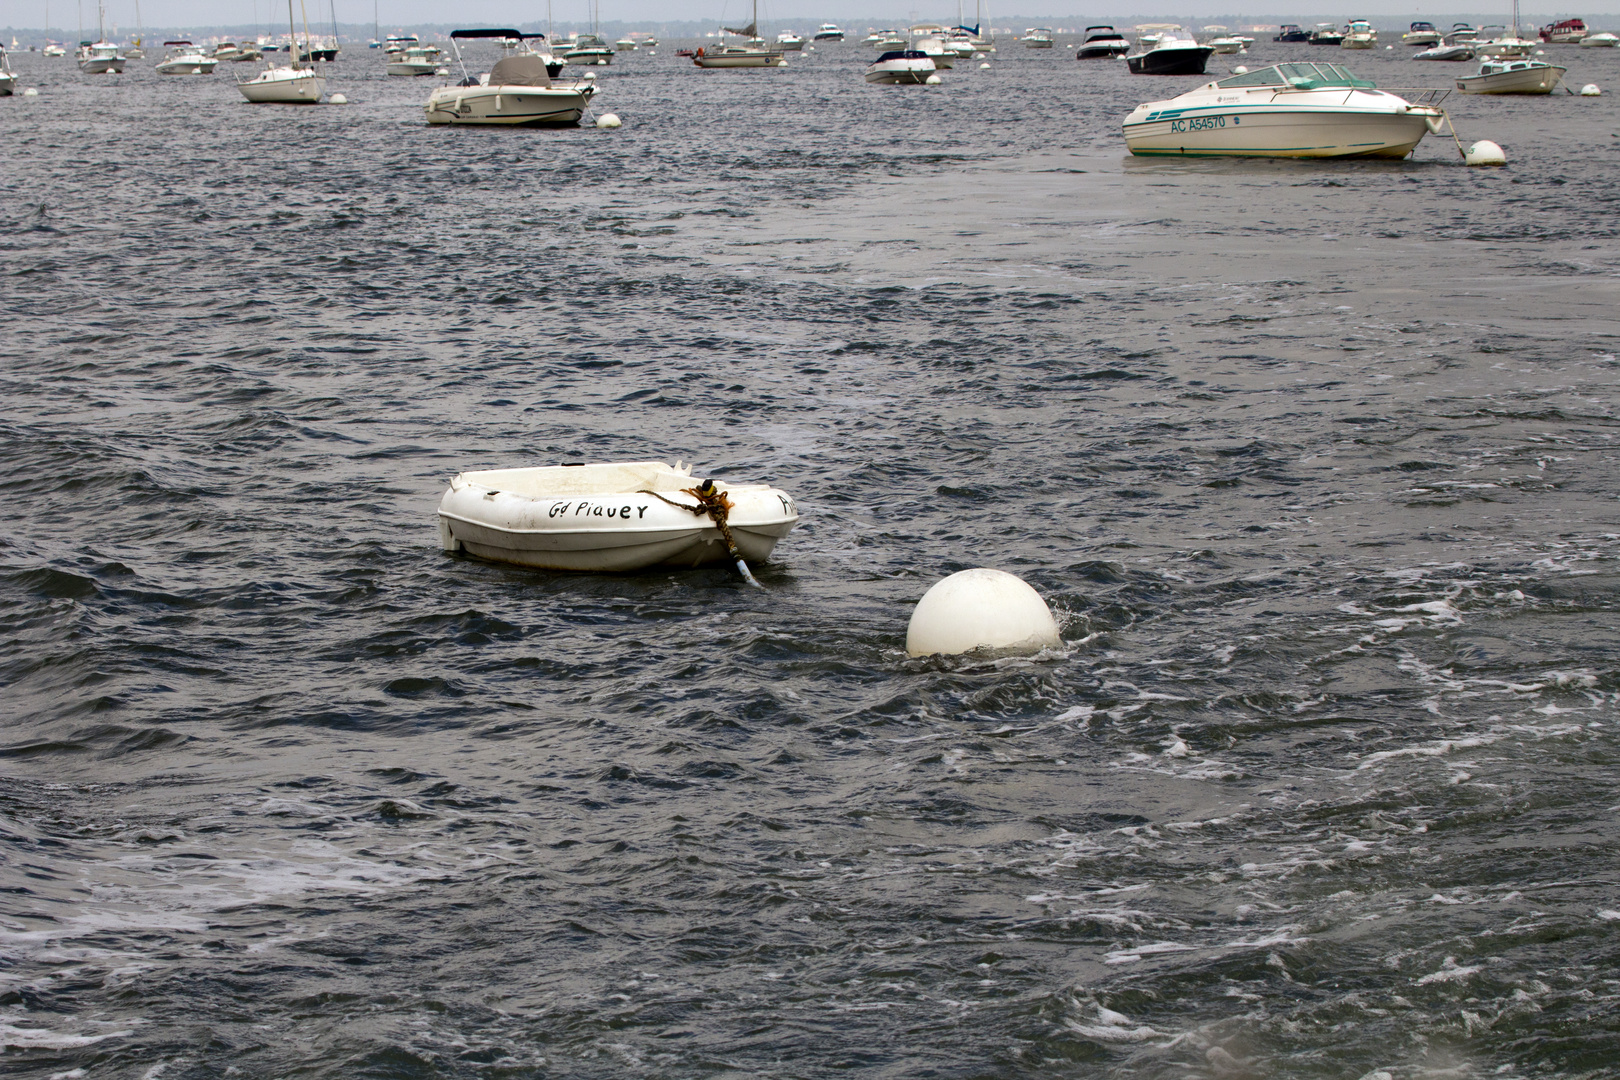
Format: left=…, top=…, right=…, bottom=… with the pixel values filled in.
left=775, top=32, right=806, bottom=50
left=813, top=23, right=845, bottom=41
left=1455, top=55, right=1565, bottom=92
left=155, top=40, right=217, bottom=74
left=1473, top=25, right=1535, bottom=57
left=1413, top=43, right=1474, bottom=60
left=1402, top=21, right=1442, bottom=46
left=387, top=46, right=441, bottom=75
left=1076, top=25, right=1130, bottom=58
left=1022, top=28, right=1055, bottom=48
left=1341, top=20, right=1378, bottom=48
left=1582, top=31, right=1619, bottom=46
left=425, top=30, right=597, bottom=125
left=1122, top=61, right=1444, bottom=158
left=77, top=40, right=126, bottom=72
left=1203, top=26, right=1246, bottom=54
left=865, top=49, right=937, bottom=84
left=437, top=461, right=798, bottom=574
left=1127, top=25, right=1213, bottom=75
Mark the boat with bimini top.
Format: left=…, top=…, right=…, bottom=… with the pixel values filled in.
left=1122, top=61, right=1445, bottom=158
left=437, top=461, right=798, bottom=574
left=425, top=29, right=597, bottom=125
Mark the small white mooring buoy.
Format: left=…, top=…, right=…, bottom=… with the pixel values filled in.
left=979, top=61, right=991, bottom=69
left=906, top=568, right=1062, bottom=657
left=329, top=93, right=348, bottom=104
left=1232, top=65, right=1249, bottom=74
left=925, top=73, right=942, bottom=84
left=1465, top=139, right=1507, bottom=166
left=1581, top=83, right=1602, bottom=96
left=776, top=58, right=788, bottom=66
left=596, top=112, right=621, bottom=128
left=583, top=70, right=596, bottom=79
left=23, top=87, right=39, bottom=96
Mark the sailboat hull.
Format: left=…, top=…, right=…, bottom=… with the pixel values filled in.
left=692, top=49, right=784, bottom=67
left=238, top=69, right=327, bottom=102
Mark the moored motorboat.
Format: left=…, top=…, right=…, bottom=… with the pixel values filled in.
left=387, top=45, right=441, bottom=75
left=813, top=23, right=844, bottom=41
left=563, top=33, right=614, bottom=65
left=865, top=49, right=936, bottom=83
left=614, top=37, right=637, bottom=51
left=1473, top=25, right=1535, bottom=57
left=1022, top=27, right=1055, bottom=48
left=1540, top=18, right=1586, bottom=43
left=1308, top=23, right=1345, bottom=45
left=1581, top=31, right=1619, bottom=46
left=1076, top=25, right=1129, bottom=58
left=1274, top=24, right=1310, bottom=42
left=1126, top=25, right=1213, bottom=74
left=155, top=39, right=218, bottom=73
left=1413, top=43, right=1474, bottom=60
left=0, top=47, right=14, bottom=94
left=775, top=32, right=806, bottom=50
left=437, top=461, right=798, bottom=573
left=1203, top=26, right=1245, bottom=54
left=1122, top=61, right=1444, bottom=158
left=425, top=29, right=596, bottom=124
left=1402, top=21, right=1441, bottom=46
left=1455, top=55, right=1565, bottom=92
left=1341, top=20, right=1378, bottom=49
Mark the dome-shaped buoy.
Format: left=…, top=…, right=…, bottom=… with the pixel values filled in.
left=329, top=92, right=348, bottom=103
left=23, top=87, right=39, bottom=96
left=979, top=61, right=991, bottom=69
left=776, top=58, right=788, bottom=66
left=925, top=72, right=942, bottom=84
left=972, top=51, right=984, bottom=58
left=596, top=112, right=621, bottom=128
left=1385, top=44, right=1393, bottom=49
left=435, top=66, right=449, bottom=75
left=1465, top=140, right=1506, bottom=166
left=583, top=70, right=596, bottom=79
left=906, top=569, right=1062, bottom=657
left=1232, top=65, right=1248, bottom=74
left=1581, top=83, right=1602, bottom=95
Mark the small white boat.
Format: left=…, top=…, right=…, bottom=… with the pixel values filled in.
left=44, top=42, right=67, bottom=57
left=1580, top=31, right=1618, bottom=47
left=614, top=37, right=637, bottom=51
left=864, top=30, right=906, bottom=48
left=77, top=39, right=126, bottom=73
left=437, top=461, right=798, bottom=573
left=563, top=33, right=615, bottom=65
left=425, top=30, right=596, bottom=125
left=155, top=40, right=218, bottom=74
left=909, top=31, right=955, bottom=68
left=1127, top=25, right=1213, bottom=75
left=1022, top=27, right=1055, bottom=48
left=775, top=32, right=806, bottom=50
left=1455, top=55, right=1566, bottom=93
left=1076, top=25, right=1130, bottom=58
left=1203, top=26, right=1245, bottom=53
left=1123, top=60, right=1443, bottom=158
left=1402, top=21, right=1442, bottom=46
left=865, top=49, right=937, bottom=84
left=1413, top=43, right=1474, bottom=60
left=387, top=46, right=441, bottom=75
left=813, top=23, right=844, bottom=41
left=0, top=47, right=14, bottom=94
left=1473, top=25, right=1536, bottom=57
left=384, top=34, right=419, bottom=54
left=1341, top=20, right=1378, bottom=49
left=238, top=62, right=326, bottom=101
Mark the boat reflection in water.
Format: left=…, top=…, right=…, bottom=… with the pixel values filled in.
left=1123, top=61, right=1445, bottom=158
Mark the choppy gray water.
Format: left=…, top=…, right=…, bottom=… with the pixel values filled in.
left=3, top=35, right=1619, bottom=1079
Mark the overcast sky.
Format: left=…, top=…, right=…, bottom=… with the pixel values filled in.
left=17, top=1, right=1614, bottom=32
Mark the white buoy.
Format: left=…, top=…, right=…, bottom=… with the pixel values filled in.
left=1385, top=44, right=1393, bottom=49
left=23, top=87, right=39, bottom=96
left=435, top=66, right=448, bottom=75
left=1581, top=83, right=1602, bottom=95
left=1232, top=65, right=1249, bottom=74
left=906, top=568, right=1062, bottom=657
left=582, top=70, right=596, bottom=79
left=1465, top=140, right=1507, bottom=166
left=925, top=72, right=942, bottom=84
left=776, top=59, right=788, bottom=66
left=329, top=92, right=348, bottom=104
left=979, top=61, right=991, bottom=69
left=596, top=112, right=621, bottom=128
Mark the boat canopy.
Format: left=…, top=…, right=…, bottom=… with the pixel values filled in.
left=163, top=39, right=191, bottom=45
left=1217, top=62, right=1378, bottom=89
left=450, top=28, right=537, bottom=40
left=487, top=54, right=551, bottom=84
left=875, top=49, right=929, bottom=61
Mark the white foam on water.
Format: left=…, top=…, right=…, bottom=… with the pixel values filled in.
left=0, top=1016, right=137, bottom=1049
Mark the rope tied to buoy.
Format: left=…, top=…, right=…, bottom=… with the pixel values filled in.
left=640, top=479, right=763, bottom=587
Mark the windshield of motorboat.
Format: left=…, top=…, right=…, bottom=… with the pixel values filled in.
left=1216, top=62, right=1377, bottom=89
left=875, top=50, right=929, bottom=60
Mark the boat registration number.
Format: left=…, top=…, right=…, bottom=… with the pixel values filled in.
left=1169, top=116, right=1226, bottom=133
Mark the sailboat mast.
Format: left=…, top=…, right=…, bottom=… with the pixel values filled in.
left=287, top=0, right=296, bottom=65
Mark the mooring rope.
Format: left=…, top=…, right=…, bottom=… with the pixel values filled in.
left=640, top=480, right=764, bottom=587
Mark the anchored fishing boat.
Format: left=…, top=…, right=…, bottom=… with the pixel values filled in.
left=437, top=461, right=798, bottom=574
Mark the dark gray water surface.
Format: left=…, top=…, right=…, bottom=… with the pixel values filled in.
left=3, top=35, right=1620, bottom=1079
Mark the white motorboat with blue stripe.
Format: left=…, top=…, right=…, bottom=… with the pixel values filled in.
left=1122, top=62, right=1445, bottom=159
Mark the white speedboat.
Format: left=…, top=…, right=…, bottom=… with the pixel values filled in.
left=44, top=41, right=67, bottom=57
left=865, top=49, right=937, bottom=83
left=775, top=32, right=806, bottom=50
left=1341, top=20, right=1378, bottom=49
left=425, top=29, right=596, bottom=124
left=1455, top=55, right=1565, bottom=92
left=1402, top=21, right=1442, bottom=46
left=563, top=33, right=614, bottom=65
left=909, top=30, right=955, bottom=68
left=387, top=46, right=441, bottom=75
left=0, top=47, right=14, bottom=94
left=1413, top=43, right=1474, bottom=60
left=384, top=34, right=419, bottom=53
left=1076, top=25, right=1129, bottom=58
left=1308, top=23, right=1345, bottom=45
left=813, top=23, right=844, bottom=41
left=155, top=40, right=217, bottom=74
left=78, top=8, right=126, bottom=75
left=1022, top=28, right=1055, bottom=48
left=1203, top=26, right=1245, bottom=53
left=1581, top=31, right=1619, bottom=47
left=1122, top=61, right=1443, bottom=158
left=1473, top=25, right=1535, bottom=57
left=614, top=37, right=637, bottom=51
left=1127, top=25, right=1213, bottom=74
left=864, top=30, right=906, bottom=48
left=437, top=461, right=798, bottom=574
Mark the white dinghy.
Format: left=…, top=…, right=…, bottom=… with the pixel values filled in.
left=437, top=461, right=798, bottom=575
